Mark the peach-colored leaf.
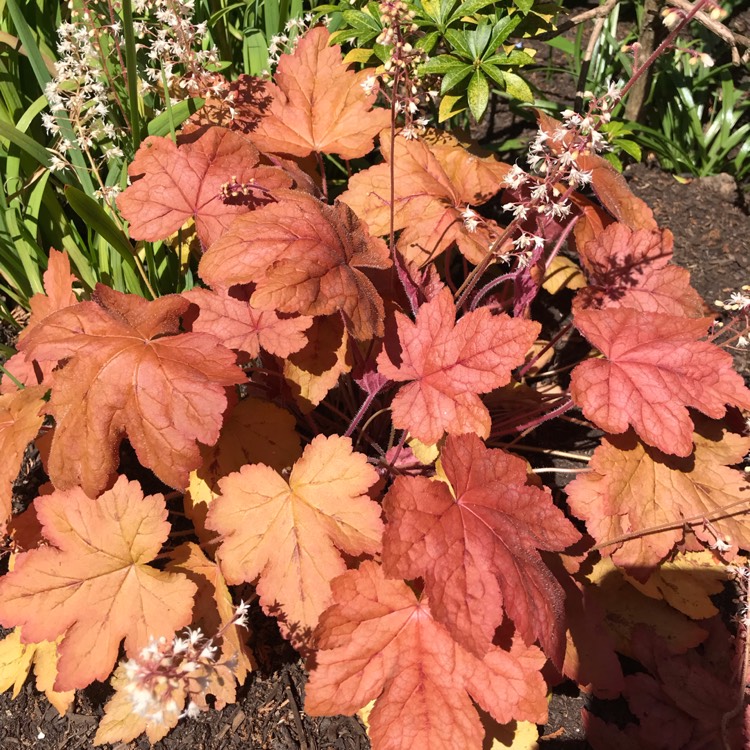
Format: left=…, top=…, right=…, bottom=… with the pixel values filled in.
left=0, top=476, right=197, bottom=690
left=184, top=285, right=312, bottom=358
left=199, top=191, right=391, bottom=340
left=94, top=662, right=183, bottom=745
left=206, top=435, right=382, bottom=646
left=305, top=561, right=548, bottom=750
left=0, top=385, right=46, bottom=533
left=570, top=307, right=750, bottom=456
left=567, top=420, right=750, bottom=571
left=574, top=223, right=706, bottom=317
left=377, top=288, right=539, bottom=444
left=383, top=434, right=580, bottom=663
left=341, top=133, right=510, bottom=264
left=117, top=127, right=292, bottom=247
left=243, top=27, right=390, bottom=159
left=20, top=286, right=245, bottom=496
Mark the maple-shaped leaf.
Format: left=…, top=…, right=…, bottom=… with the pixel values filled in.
left=305, top=561, right=548, bottom=750
left=0, top=476, right=197, bottom=690
left=240, top=27, right=389, bottom=159
left=199, top=191, right=391, bottom=340
left=574, top=223, right=706, bottom=317
left=570, top=307, right=750, bottom=456
left=94, top=661, right=182, bottom=746
left=383, top=434, right=580, bottom=663
left=341, top=132, right=510, bottom=265
left=206, top=434, right=382, bottom=646
left=377, top=288, right=539, bottom=445
left=623, top=550, right=725, bottom=620
left=116, top=127, right=292, bottom=247
left=0, top=386, right=46, bottom=533
left=566, top=420, right=750, bottom=571
left=20, top=286, right=245, bottom=496
left=2, top=250, right=78, bottom=394
left=184, top=285, right=312, bottom=358
left=185, top=396, right=303, bottom=539
left=0, top=627, right=74, bottom=716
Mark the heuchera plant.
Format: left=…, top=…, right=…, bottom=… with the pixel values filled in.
left=1, top=20, right=750, bottom=750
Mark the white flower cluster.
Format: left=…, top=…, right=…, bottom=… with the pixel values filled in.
left=268, top=13, right=320, bottom=67
left=120, top=600, right=250, bottom=726
left=133, top=0, right=223, bottom=98
left=498, top=84, right=622, bottom=256
left=44, top=0, right=228, bottom=182
left=44, top=16, right=122, bottom=172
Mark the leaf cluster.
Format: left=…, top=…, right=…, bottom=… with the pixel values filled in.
left=0, top=24, right=749, bottom=750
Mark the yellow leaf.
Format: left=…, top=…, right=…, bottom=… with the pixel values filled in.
left=623, top=551, right=731, bottom=619
left=541, top=256, right=586, bottom=294
left=408, top=437, right=439, bottom=465
left=486, top=718, right=540, bottom=748
left=439, top=94, right=466, bottom=123
left=587, top=557, right=707, bottom=656
left=343, top=48, right=377, bottom=65
left=283, top=316, right=352, bottom=412
left=0, top=628, right=74, bottom=716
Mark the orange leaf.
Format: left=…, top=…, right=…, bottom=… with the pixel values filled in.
left=184, top=285, right=312, bottom=358
left=0, top=476, right=197, bottom=690
left=168, top=542, right=254, bottom=685
left=283, top=315, right=353, bottom=411
left=243, top=27, right=390, bottom=159
left=383, top=434, right=580, bottom=664
left=570, top=308, right=750, bottom=456
left=0, top=385, right=46, bottom=533
left=377, top=288, right=540, bottom=444
left=117, top=127, right=292, bottom=247
left=341, top=133, right=510, bottom=264
left=186, top=395, right=302, bottom=515
left=574, top=223, right=706, bottom=317
left=567, top=420, right=750, bottom=571
left=2, top=250, right=78, bottom=394
left=206, top=434, right=382, bottom=647
left=199, top=191, right=391, bottom=340
left=305, top=561, right=548, bottom=750
left=20, top=286, right=245, bottom=496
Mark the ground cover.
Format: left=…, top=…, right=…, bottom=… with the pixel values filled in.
left=0, top=2, right=749, bottom=749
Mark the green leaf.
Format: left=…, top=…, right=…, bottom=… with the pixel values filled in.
left=440, top=64, right=474, bottom=94
left=444, top=29, right=473, bottom=59
left=602, top=152, right=623, bottom=172
left=448, top=0, right=499, bottom=23
left=147, top=98, right=206, bottom=137
left=514, top=0, right=534, bottom=13
left=487, top=15, right=522, bottom=52
left=467, top=69, right=489, bottom=121
left=420, top=54, right=466, bottom=74
left=0, top=120, right=54, bottom=171
left=439, top=93, right=466, bottom=122
left=417, top=30, right=441, bottom=54
left=64, top=186, right=140, bottom=282
left=616, top=139, right=642, bottom=161
left=483, top=50, right=535, bottom=67
left=500, top=71, right=533, bottom=102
